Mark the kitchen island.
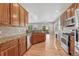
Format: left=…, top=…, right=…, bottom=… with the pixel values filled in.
left=31, top=30, right=46, bottom=45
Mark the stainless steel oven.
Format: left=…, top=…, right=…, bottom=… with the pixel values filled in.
left=75, top=29, right=79, bottom=53
left=61, top=33, right=70, bottom=53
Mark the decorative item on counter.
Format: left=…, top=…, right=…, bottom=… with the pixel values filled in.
left=28, top=24, right=32, bottom=32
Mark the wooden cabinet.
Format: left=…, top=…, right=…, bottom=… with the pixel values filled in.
left=24, top=11, right=28, bottom=26
left=19, top=6, right=25, bottom=26
left=66, top=7, right=71, bottom=18
left=0, top=4, right=3, bottom=24
left=70, top=4, right=76, bottom=17
left=60, top=3, right=77, bottom=27
left=31, top=32, right=46, bottom=45
left=18, top=36, right=26, bottom=56
left=75, top=3, right=79, bottom=9
left=20, top=6, right=28, bottom=26
left=0, top=35, right=27, bottom=56
left=2, top=4, right=10, bottom=25
left=0, top=4, right=10, bottom=25
left=60, top=14, right=64, bottom=26
left=68, top=32, right=75, bottom=56
left=0, top=45, right=18, bottom=56
left=66, top=4, right=76, bottom=18
left=10, top=3, right=20, bottom=26
left=63, top=11, right=67, bottom=20
left=0, top=3, right=28, bottom=26
left=0, top=39, right=18, bottom=56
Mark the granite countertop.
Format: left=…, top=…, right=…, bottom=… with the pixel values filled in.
left=0, top=33, right=27, bottom=44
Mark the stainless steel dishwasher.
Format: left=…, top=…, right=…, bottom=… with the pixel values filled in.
left=27, top=33, right=32, bottom=49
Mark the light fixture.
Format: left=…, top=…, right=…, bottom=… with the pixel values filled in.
left=13, top=14, right=17, bottom=18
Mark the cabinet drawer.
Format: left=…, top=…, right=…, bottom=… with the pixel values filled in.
left=0, top=39, right=18, bottom=51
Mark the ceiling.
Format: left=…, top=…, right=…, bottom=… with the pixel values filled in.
left=20, top=3, right=72, bottom=23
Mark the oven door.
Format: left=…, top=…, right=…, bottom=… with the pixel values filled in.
left=61, top=34, right=69, bottom=53
left=75, top=29, right=79, bottom=51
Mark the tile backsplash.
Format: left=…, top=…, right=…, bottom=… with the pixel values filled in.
left=0, top=26, right=27, bottom=37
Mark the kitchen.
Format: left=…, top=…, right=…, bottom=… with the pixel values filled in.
left=0, top=3, right=79, bottom=56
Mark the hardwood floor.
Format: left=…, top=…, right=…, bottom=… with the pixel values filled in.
left=23, top=34, right=68, bottom=56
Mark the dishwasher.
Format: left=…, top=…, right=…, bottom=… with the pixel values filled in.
left=27, top=33, right=32, bottom=49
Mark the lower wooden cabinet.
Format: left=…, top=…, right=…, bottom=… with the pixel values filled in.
left=68, top=32, right=75, bottom=56
left=0, top=39, right=18, bottom=56
left=0, top=36, right=27, bottom=56
left=0, top=45, right=18, bottom=56
left=18, top=36, right=27, bottom=56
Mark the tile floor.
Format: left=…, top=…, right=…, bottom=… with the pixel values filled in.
left=23, top=34, right=69, bottom=56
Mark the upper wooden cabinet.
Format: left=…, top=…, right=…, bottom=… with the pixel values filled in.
left=0, top=4, right=4, bottom=24
left=0, top=3, right=28, bottom=26
left=10, top=3, right=20, bottom=26
left=19, top=6, right=25, bottom=26
left=70, top=4, right=76, bottom=17
left=66, top=4, right=76, bottom=19
left=0, top=4, right=10, bottom=25
left=20, top=6, right=28, bottom=26
left=63, top=11, right=67, bottom=20
left=60, top=14, right=64, bottom=26
left=66, top=7, right=71, bottom=18
left=24, top=11, right=28, bottom=26
left=60, top=3, right=77, bottom=27
left=75, top=3, right=79, bottom=9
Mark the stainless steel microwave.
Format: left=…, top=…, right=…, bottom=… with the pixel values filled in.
left=65, top=16, right=75, bottom=27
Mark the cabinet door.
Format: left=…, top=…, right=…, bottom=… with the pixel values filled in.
left=0, top=4, right=3, bottom=24
left=76, top=3, right=79, bottom=9
left=18, top=36, right=26, bottom=56
left=67, top=8, right=71, bottom=18
left=60, top=14, right=64, bottom=26
left=64, top=11, right=67, bottom=20
left=2, top=3, right=10, bottom=25
left=31, top=34, right=37, bottom=44
left=24, top=11, right=28, bottom=26
left=0, top=4, right=10, bottom=25
left=69, top=35, right=75, bottom=55
left=0, top=45, right=18, bottom=56
left=20, top=7, right=25, bottom=26
left=70, top=4, right=76, bottom=17
left=10, top=3, right=20, bottom=26
left=62, top=12, right=67, bottom=26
